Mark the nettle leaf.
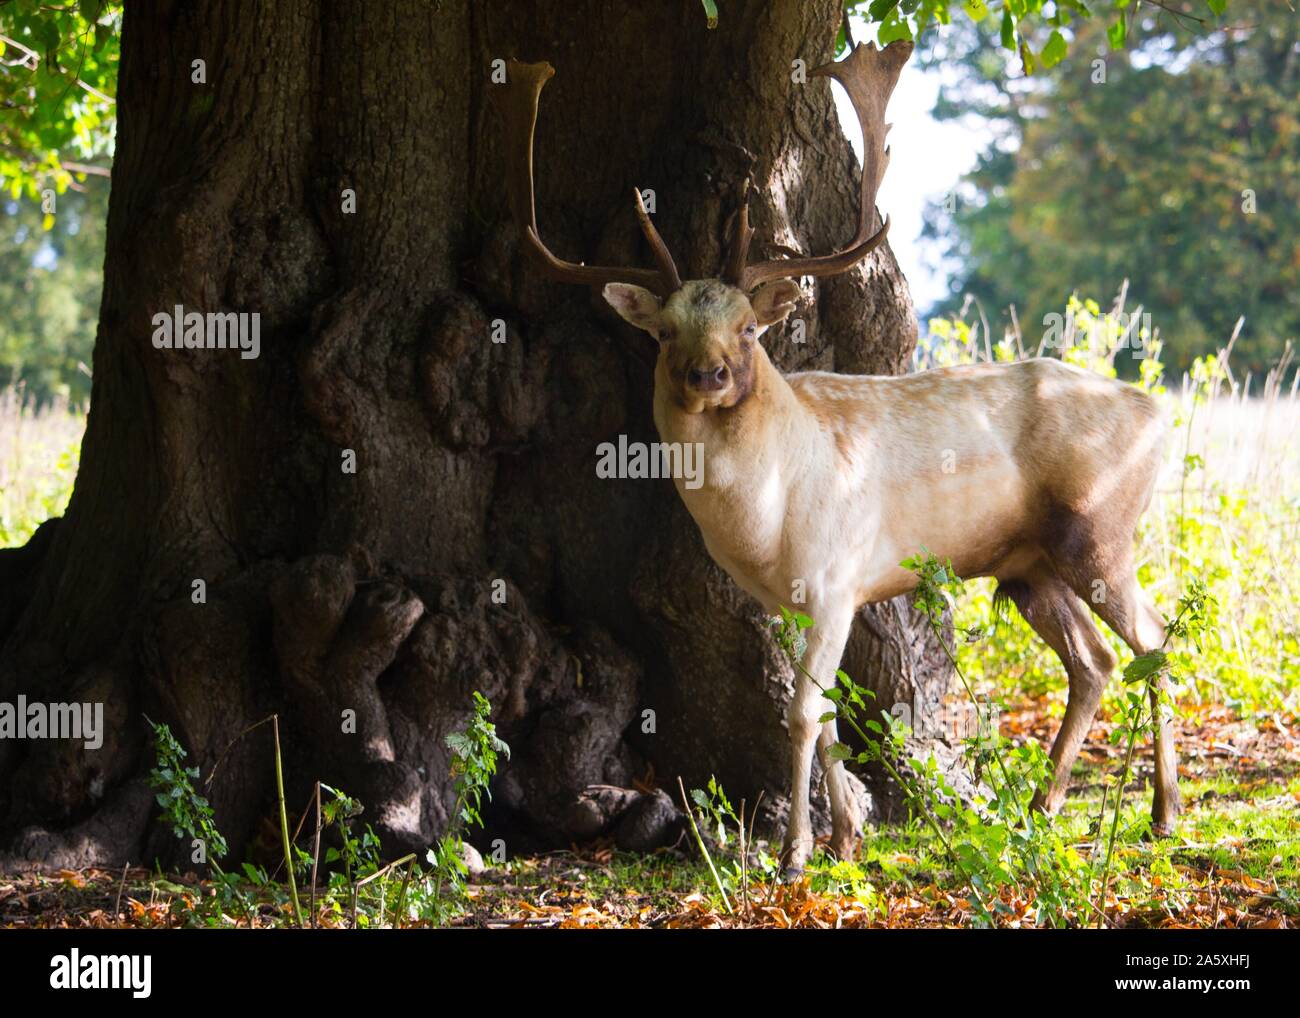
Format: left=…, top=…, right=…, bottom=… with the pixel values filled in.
left=1123, top=650, right=1167, bottom=683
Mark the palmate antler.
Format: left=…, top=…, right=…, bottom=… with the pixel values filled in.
left=492, top=59, right=682, bottom=298
left=493, top=40, right=912, bottom=296
left=724, top=40, right=913, bottom=291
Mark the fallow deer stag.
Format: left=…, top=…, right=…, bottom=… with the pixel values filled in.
left=494, top=41, right=1177, bottom=874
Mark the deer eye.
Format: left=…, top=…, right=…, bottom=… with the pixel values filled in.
left=743, top=322, right=757, bottom=338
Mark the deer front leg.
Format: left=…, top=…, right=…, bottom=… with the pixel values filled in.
left=782, top=605, right=854, bottom=878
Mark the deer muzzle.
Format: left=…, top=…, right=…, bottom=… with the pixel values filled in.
left=687, top=363, right=730, bottom=392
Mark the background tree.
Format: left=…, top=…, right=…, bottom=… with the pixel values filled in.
left=1, top=0, right=115, bottom=404
left=922, top=2, right=1296, bottom=375
left=0, top=182, right=106, bottom=405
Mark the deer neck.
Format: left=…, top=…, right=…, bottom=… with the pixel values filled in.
left=652, top=342, right=809, bottom=511
left=651, top=345, right=803, bottom=605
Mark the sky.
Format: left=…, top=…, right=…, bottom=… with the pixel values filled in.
left=831, top=28, right=994, bottom=315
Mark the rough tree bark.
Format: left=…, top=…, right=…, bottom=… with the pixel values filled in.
left=0, top=0, right=950, bottom=869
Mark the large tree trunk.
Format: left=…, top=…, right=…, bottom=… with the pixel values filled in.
left=0, top=0, right=949, bottom=869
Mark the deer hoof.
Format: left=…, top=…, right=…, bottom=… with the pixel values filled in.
left=781, top=839, right=813, bottom=878
left=831, top=832, right=860, bottom=863
left=1148, top=819, right=1176, bottom=840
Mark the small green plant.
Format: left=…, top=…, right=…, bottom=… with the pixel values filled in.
left=315, top=785, right=382, bottom=886
left=146, top=716, right=228, bottom=863
left=405, top=690, right=509, bottom=926
left=146, top=716, right=255, bottom=925
left=144, top=694, right=509, bottom=929
left=680, top=774, right=775, bottom=914
left=1095, top=579, right=1218, bottom=918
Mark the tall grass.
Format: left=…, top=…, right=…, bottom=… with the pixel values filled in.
left=0, top=384, right=83, bottom=548
left=923, top=289, right=1300, bottom=718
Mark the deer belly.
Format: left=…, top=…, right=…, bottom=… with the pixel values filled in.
left=865, top=465, right=1030, bottom=596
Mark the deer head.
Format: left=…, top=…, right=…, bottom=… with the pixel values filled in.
left=493, top=41, right=912, bottom=413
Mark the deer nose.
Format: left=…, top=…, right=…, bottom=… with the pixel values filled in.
left=687, top=364, right=729, bottom=391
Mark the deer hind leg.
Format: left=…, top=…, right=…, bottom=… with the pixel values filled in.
left=1052, top=549, right=1179, bottom=834
left=997, top=571, right=1118, bottom=816
left=782, top=605, right=854, bottom=878
left=817, top=715, right=863, bottom=863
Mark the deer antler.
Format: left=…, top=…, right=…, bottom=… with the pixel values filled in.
left=493, top=59, right=682, bottom=297
left=725, top=40, right=913, bottom=292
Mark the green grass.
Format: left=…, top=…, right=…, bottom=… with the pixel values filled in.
left=823, top=753, right=1300, bottom=924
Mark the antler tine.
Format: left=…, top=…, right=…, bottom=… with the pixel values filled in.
left=721, top=179, right=756, bottom=286
left=633, top=188, right=683, bottom=293
left=736, top=40, right=912, bottom=292
left=493, top=59, right=680, bottom=298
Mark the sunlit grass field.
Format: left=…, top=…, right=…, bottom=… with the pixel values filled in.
left=0, top=384, right=82, bottom=548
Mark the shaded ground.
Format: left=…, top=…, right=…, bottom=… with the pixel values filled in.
left=3, top=694, right=1295, bottom=929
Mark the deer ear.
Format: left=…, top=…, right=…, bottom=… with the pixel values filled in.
left=749, top=280, right=802, bottom=327
left=603, top=283, right=662, bottom=334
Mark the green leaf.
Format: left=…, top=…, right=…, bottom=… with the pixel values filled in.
left=1123, top=650, right=1168, bottom=683
left=1107, top=16, right=1127, bottom=50
left=1205, top=0, right=1227, bottom=14
left=1000, top=9, right=1015, bottom=50
left=878, top=16, right=914, bottom=44
left=699, top=0, right=718, bottom=29
left=1020, top=40, right=1036, bottom=75
left=962, top=0, right=990, bottom=23
left=1041, top=30, right=1067, bottom=68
